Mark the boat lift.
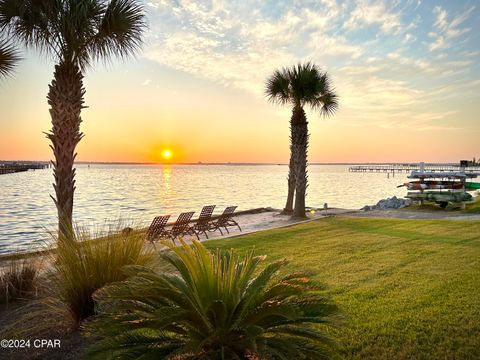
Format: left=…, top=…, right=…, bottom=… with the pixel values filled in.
left=403, top=161, right=479, bottom=209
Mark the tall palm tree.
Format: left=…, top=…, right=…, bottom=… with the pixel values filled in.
left=0, top=38, right=19, bottom=78
left=0, top=0, right=145, bottom=238
left=266, top=62, right=338, bottom=218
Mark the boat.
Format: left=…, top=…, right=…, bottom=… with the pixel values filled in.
left=406, top=191, right=473, bottom=202
left=408, top=171, right=478, bottom=179
left=398, top=181, right=464, bottom=190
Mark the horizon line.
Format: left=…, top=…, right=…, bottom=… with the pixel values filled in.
left=1, top=160, right=471, bottom=166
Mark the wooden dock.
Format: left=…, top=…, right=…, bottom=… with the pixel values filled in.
left=0, top=161, right=51, bottom=175
left=349, top=163, right=480, bottom=174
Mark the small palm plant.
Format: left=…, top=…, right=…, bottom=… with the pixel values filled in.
left=266, top=62, right=338, bottom=218
left=85, top=240, right=339, bottom=359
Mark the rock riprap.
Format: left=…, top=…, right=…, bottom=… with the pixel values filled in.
left=361, top=196, right=411, bottom=211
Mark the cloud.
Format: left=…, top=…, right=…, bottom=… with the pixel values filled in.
left=307, top=32, right=364, bottom=59
left=142, top=0, right=479, bottom=133
left=143, top=0, right=360, bottom=94
left=428, top=6, right=474, bottom=51
left=402, top=33, right=416, bottom=44
left=343, top=0, right=403, bottom=34
left=429, top=36, right=446, bottom=51
left=386, top=51, right=433, bottom=73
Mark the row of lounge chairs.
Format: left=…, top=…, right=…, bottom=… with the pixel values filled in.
left=146, top=205, right=241, bottom=244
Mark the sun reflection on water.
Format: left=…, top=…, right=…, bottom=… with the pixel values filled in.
left=160, top=165, right=173, bottom=213
left=0, top=164, right=412, bottom=254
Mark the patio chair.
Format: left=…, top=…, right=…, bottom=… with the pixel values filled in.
left=190, top=205, right=217, bottom=239
left=146, top=215, right=170, bottom=243
left=165, top=211, right=195, bottom=243
left=210, top=206, right=241, bottom=235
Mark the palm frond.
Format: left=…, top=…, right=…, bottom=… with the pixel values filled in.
left=0, top=0, right=59, bottom=59
left=0, top=0, right=145, bottom=68
left=310, top=72, right=338, bottom=117
left=85, top=240, right=340, bottom=359
left=265, top=68, right=291, bottom=105
left=0, top=38, right=20, bottom=77
left=56, top=0, right=102, bottom=65
left=87, top=0, right=145, bottom=66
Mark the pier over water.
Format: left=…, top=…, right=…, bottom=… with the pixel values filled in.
left=0, top=161, right=51, bottom=175
left=349, top=163, right=480, bottom=174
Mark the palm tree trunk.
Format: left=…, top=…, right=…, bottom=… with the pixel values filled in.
left=45, top=60, right=85, bottom=239
left=281, top=119, right=296, bottom=215
left=292, top=106, right=308, bottom=219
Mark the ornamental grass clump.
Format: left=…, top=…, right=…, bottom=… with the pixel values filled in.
left=0, top=258, right=40, bottom=307
left=85, top=240, right=339, bottom=359
left=50, top=223, right=155, bottom=326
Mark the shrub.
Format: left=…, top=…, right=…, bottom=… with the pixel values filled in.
left=85, top=240, right=339, bottom=359
left=0, top=258, right=40, bottom=307
left=50, top=224, right=155, bottom=326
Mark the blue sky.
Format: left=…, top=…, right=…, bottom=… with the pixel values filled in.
left=1, top=0, right=479, bottom=162
left=144, top=0, right=480, bottom=129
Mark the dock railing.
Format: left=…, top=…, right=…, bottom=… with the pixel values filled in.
left=349, top=163, right=480, bottom=174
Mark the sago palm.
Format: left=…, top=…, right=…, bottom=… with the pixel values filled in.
left=0, top=0, right=145, bottom=238
left=0, top=38, right=19, bottom=78
left=85, top=240, right=339, bottom=359
left=266, top=62, right=338, bottom=218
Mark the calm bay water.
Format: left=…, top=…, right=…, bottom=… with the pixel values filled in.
left=0, top=164, right=409, bottom=254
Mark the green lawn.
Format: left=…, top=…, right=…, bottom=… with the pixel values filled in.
left=204, top=217, right=480, bottom=360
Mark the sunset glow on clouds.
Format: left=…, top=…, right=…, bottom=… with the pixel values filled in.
left=1, top=0, right=479, bottom=163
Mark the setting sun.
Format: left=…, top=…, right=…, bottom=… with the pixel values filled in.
left=162, top=149, right=172, bottom=160
left=1, top=1, right=480, bottom=358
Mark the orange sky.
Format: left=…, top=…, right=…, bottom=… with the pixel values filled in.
left=1, top=1, right=479, bottom=164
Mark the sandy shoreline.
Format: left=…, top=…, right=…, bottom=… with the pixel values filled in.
left=0, top=207, right=344, bottom=261
left=0, top=205, right=478, bottom=262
